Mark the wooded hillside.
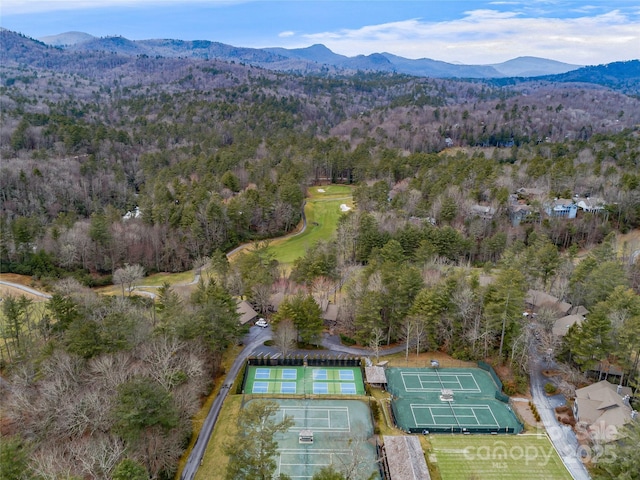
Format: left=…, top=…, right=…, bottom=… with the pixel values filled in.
left=1, top=28, right=639, bottom=480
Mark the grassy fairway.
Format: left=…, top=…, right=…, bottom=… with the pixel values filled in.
left=430, top=434, right=573, bottom=480
left=266, top=184, right=353, bottom=266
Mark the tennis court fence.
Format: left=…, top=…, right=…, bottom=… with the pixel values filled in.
left=390, top=402, right=520, bottom=434
left=477, top=361, right=503, bottom=391
left=247, top=357, right=361, bottom=367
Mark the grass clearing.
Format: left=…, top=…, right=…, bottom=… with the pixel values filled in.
left=266, top=185, right=353, bottom=267
left=430, top=434, right=572, bottom=479
left=194, top=395, right=242, bottom=480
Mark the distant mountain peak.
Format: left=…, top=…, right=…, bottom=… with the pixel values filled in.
left=489, top=56, right=582, bottom=77
left=39, top=31, right=95, bottom=46
left=26, top=30, right=592, bottom=80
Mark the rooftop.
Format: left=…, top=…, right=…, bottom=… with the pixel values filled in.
left=383, top=436, right=431, bottom=480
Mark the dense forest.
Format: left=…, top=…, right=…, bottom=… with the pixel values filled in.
left=1, top=28, right=640, bottom=479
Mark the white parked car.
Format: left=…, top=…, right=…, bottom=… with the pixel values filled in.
left=255, top=318, right=268, bottom=328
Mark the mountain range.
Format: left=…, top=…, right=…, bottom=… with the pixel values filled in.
left=38, top=30, right=582, bottom=79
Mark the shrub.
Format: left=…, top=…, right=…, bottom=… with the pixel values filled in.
left=544, top=382, right=557, bottom=394
left=370, top=400, right=381, bottom=420
left=452, top=348, right=473, bottom=361
left=339, top=333, right=356, bottom=346
left=503, top=380, right=517, bottom=396
left=515, top=374, right=529, bottom=393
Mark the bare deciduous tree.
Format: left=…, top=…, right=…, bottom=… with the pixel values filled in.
left=272, top=318, right=297, bottom=357
left=368, top=327, right=385, bottom=364
left=400, top=317, right=415, bottom=363
left=113, top=263, right=145, bottom=297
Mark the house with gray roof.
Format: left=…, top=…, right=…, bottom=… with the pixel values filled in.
left=552, top=314, right=584, bottom=336
left=573, top=380, right=634, bottom=441
left=525, top=289, right=572, bottom=317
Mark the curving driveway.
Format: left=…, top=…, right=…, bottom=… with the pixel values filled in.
left=181, top=326, right=273, bottom=480
left=0, top=280, right=52, bottom=299
left=529, top=341, right=591, bottom=480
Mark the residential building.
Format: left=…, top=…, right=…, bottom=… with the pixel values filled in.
left=525, top=289, right=572, bottom=317
left=573, top=380, right=634, bottom=441
left=545, top=198, right=578, bottom=218
left=552, top=314, right=584, bottom=336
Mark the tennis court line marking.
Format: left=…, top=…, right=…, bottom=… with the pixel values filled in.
left=410, top=404, right=500, bottom=427
left=400, top=372, right=482, bottom=393
left=277, top=449, right=354, bottom=478
left=279, top=406, right=351, bottom=432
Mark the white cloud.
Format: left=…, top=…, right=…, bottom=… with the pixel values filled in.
left=278, top=31, right=296, bottom=38
left=299, top=8, right=640, bottom=64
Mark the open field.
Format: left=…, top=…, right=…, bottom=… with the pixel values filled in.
left=430, top=434, right=573, bottom=480
left=0, top=274, right=49, bottom=302
left=265, top=185, right=353, bottom=266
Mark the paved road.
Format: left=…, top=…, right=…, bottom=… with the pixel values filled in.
left=529, top=341, right=591, bottom=480
left=0, top=280, right=52, bottom=299
left=181, top=326, right=273, bottom=480
left=180, top=327, right=411, bottom=479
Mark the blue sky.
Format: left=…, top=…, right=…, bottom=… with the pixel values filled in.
left=2, top=1, right=639, bottom=64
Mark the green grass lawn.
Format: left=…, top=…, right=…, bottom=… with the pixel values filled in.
left=266, top=185, right=353, bottom=266
left=193, top=394, right=242, bottom=480
left=430, top=434, right=573, bottom=480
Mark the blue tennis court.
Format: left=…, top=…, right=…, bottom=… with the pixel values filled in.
left=255, top=368, right=271, bottom=379
left=282, top=369, right=297, bottom=380
left=313, top=370, right=328, bottom=380
left=253, top=381, right=269, bottom=393
left=339, top=370, right=354, bottom=381
left=245, top=366, right=366, bottom=396
left=340, top=383, right=357, bottom=394
left=313, top=383, right=329, bottom=394
left=281, top=382, right=297, bottom=394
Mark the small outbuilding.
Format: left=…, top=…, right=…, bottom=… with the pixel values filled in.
left=236, top=299, right=259, bottom=325
left=365, top=366, right=387, bottom=389
left=382, top=436, right=431, bottom=480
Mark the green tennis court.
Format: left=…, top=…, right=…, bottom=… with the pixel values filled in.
left=245, top=398, right=380, bottom=479
left=387, top=368, right=523, bottom=434
left=244, top=366, right=365, bottom=396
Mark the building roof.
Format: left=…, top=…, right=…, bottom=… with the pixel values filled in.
left=552, top=314, right=584, bottom=336
left=509, top=204, right=531, bottom=214
left=525, top=290, right=572, bottom=315
left=383, top=436, right=431, bottom=480
left=576, top=197, right=605, bottom=212
left=365, top=366, right=387, bottom=385
left=516, top=187, right=545, bottom=198
left=574, top=380, right=633, bottom=434
left=236, top=299, right=258, bottom=325
left=550, top=198, right=576, bottom=208
left=470, top=204, right=496, bottom=219
left=570, top=305, right=590, bottom=316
